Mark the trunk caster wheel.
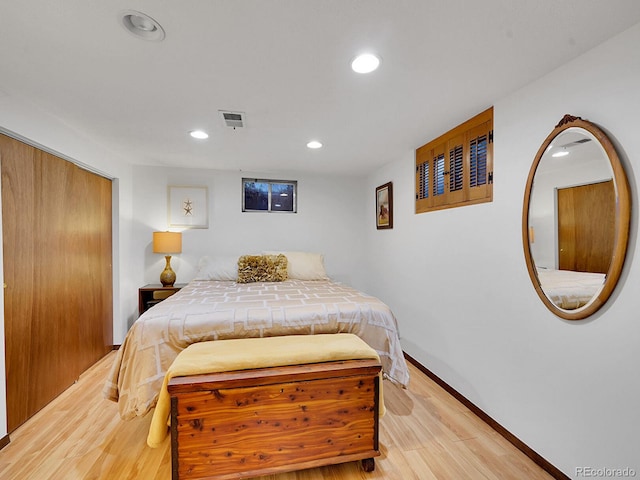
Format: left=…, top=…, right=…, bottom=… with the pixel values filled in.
left=361, top=457, right=375, bottom=472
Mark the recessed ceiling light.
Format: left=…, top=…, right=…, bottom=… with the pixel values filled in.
left=307, top=140, right=323, bottom=149
left=190, top=130, right=209, bottom=139
left=119, top=10, right=165, bottom=41
left=351, top=53, right=381, bottom=74
left=552, top=150, right=569, bottom=158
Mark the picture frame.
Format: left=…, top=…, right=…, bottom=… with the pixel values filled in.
left=376, top=182, right=393, bottom=229
left=168, top=186, right=209, bottom=228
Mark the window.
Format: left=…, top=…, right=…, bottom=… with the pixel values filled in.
left=415, top=107, right=493, bottom=213
left=242, top=178, right=297, bottom=213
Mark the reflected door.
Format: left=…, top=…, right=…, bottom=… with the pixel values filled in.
left=557, top=179, right=615, bottom=274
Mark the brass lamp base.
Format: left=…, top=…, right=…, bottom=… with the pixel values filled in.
left=160, top=255, right=176, bottom=287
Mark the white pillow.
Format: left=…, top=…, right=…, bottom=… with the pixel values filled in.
left=263, top=251, right=328, bottom=280
left=193, top=256, right=238, bottom=281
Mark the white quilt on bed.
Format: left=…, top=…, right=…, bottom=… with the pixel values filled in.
left=104, top=279, right=410, bottom=419
left=536, top=268, right=605, bottom=309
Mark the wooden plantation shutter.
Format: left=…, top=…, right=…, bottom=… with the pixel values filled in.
left=467, top=119, right=492, bottom=202
left=417, top=161, right=429, bottom=200
left=415, top=107, right=493, bottom=213
left=446, top=133, right=465, bottom=205
left=434, top=152, right=445, bottom=196
left=416, top=142, right=449, bottom=210
left=449, top=143, right=464, bottom=193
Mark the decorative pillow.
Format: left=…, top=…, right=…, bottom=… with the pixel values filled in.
left=193, top=256, right=238, bottom=281
left=237, top=254, right=288, bottom=283
left=263, top=251, right=329, bottom=280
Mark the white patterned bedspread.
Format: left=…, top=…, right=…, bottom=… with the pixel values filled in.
left=536, top=268, right=605, bottom=310
left=104, top=279, right=410, bottom=419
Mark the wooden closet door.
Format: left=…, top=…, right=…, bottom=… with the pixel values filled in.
left=1, top=134, right=113, bottom=432
left=70, top=160, right=113, bottom=374
left=557, top=180, right=615, bottom=274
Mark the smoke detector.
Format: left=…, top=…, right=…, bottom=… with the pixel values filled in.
left=219, top=110, right=245, bottom=129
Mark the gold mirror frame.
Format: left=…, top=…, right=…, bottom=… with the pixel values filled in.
left=522, top=115, right=631, bottom=320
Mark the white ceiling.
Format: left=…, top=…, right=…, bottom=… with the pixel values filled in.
left=1, top=1, right=640, bottom=175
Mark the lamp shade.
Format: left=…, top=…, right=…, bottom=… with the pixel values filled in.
left=153, top=231, right=182, bottom=254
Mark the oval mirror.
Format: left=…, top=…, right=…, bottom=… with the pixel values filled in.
left=522, top=115, right=631, bottom=320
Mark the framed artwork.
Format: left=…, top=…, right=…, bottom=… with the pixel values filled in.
left=376, top=182, right=393, bottom=229
left=168, top=186, right=209, bottom=228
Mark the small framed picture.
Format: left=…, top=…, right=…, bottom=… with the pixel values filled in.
left=168, top=186, right=209, bottom=228
left=376, top=182, right=393, bottom=229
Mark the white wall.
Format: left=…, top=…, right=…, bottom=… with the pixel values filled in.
left=365, top=23, right=640, bottom=478
left=127, top=165, right=366, bottom=333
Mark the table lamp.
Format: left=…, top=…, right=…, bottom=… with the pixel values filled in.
left=153, top=231, right=182, bottom=286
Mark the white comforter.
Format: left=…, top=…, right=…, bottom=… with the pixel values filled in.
left=104, top=279, right=410, bottom=419
left=536, top=268, right=605, bottom=310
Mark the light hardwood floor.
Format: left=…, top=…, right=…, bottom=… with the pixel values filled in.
left=0, top=352, right=554, bottom=480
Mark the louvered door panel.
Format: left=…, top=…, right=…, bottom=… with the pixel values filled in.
left=467, top=120, right=493, bottom=201
left=446, top=134, right=465, bottom=204
left=449, top=144, right=464, bottom=192
left=415, top=145, right=433, bottom=211
left=431, top=142, right=448, bottom=208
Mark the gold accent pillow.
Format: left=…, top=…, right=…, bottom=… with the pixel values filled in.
left=237, top=254, right=288, bottom=283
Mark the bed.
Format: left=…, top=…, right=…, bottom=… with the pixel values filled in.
left=536, top=267, right=606, bottom=310
left=104, top=253, right=410, bottom=420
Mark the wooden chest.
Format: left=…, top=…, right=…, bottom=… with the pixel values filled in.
left=168, top=359, right=381, bottom=480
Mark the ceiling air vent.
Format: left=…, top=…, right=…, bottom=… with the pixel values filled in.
left=219, top=110, right=245, bottom=129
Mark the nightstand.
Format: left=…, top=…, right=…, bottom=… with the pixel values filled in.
left=138, top=284, right=186, bottom=315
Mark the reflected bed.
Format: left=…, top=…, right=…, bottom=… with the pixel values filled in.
left=536, top=268, right=605, bottom=310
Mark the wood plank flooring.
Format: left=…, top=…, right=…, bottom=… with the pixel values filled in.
left=0, top=352, right=554, bottom=480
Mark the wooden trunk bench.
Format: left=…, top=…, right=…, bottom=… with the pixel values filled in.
left=167, top=336, right=382, bottom=480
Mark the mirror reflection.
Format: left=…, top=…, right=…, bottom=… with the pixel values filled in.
left=522, top=115, right=630, bottom=321
left=529, top=128, right=614, bottom=310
